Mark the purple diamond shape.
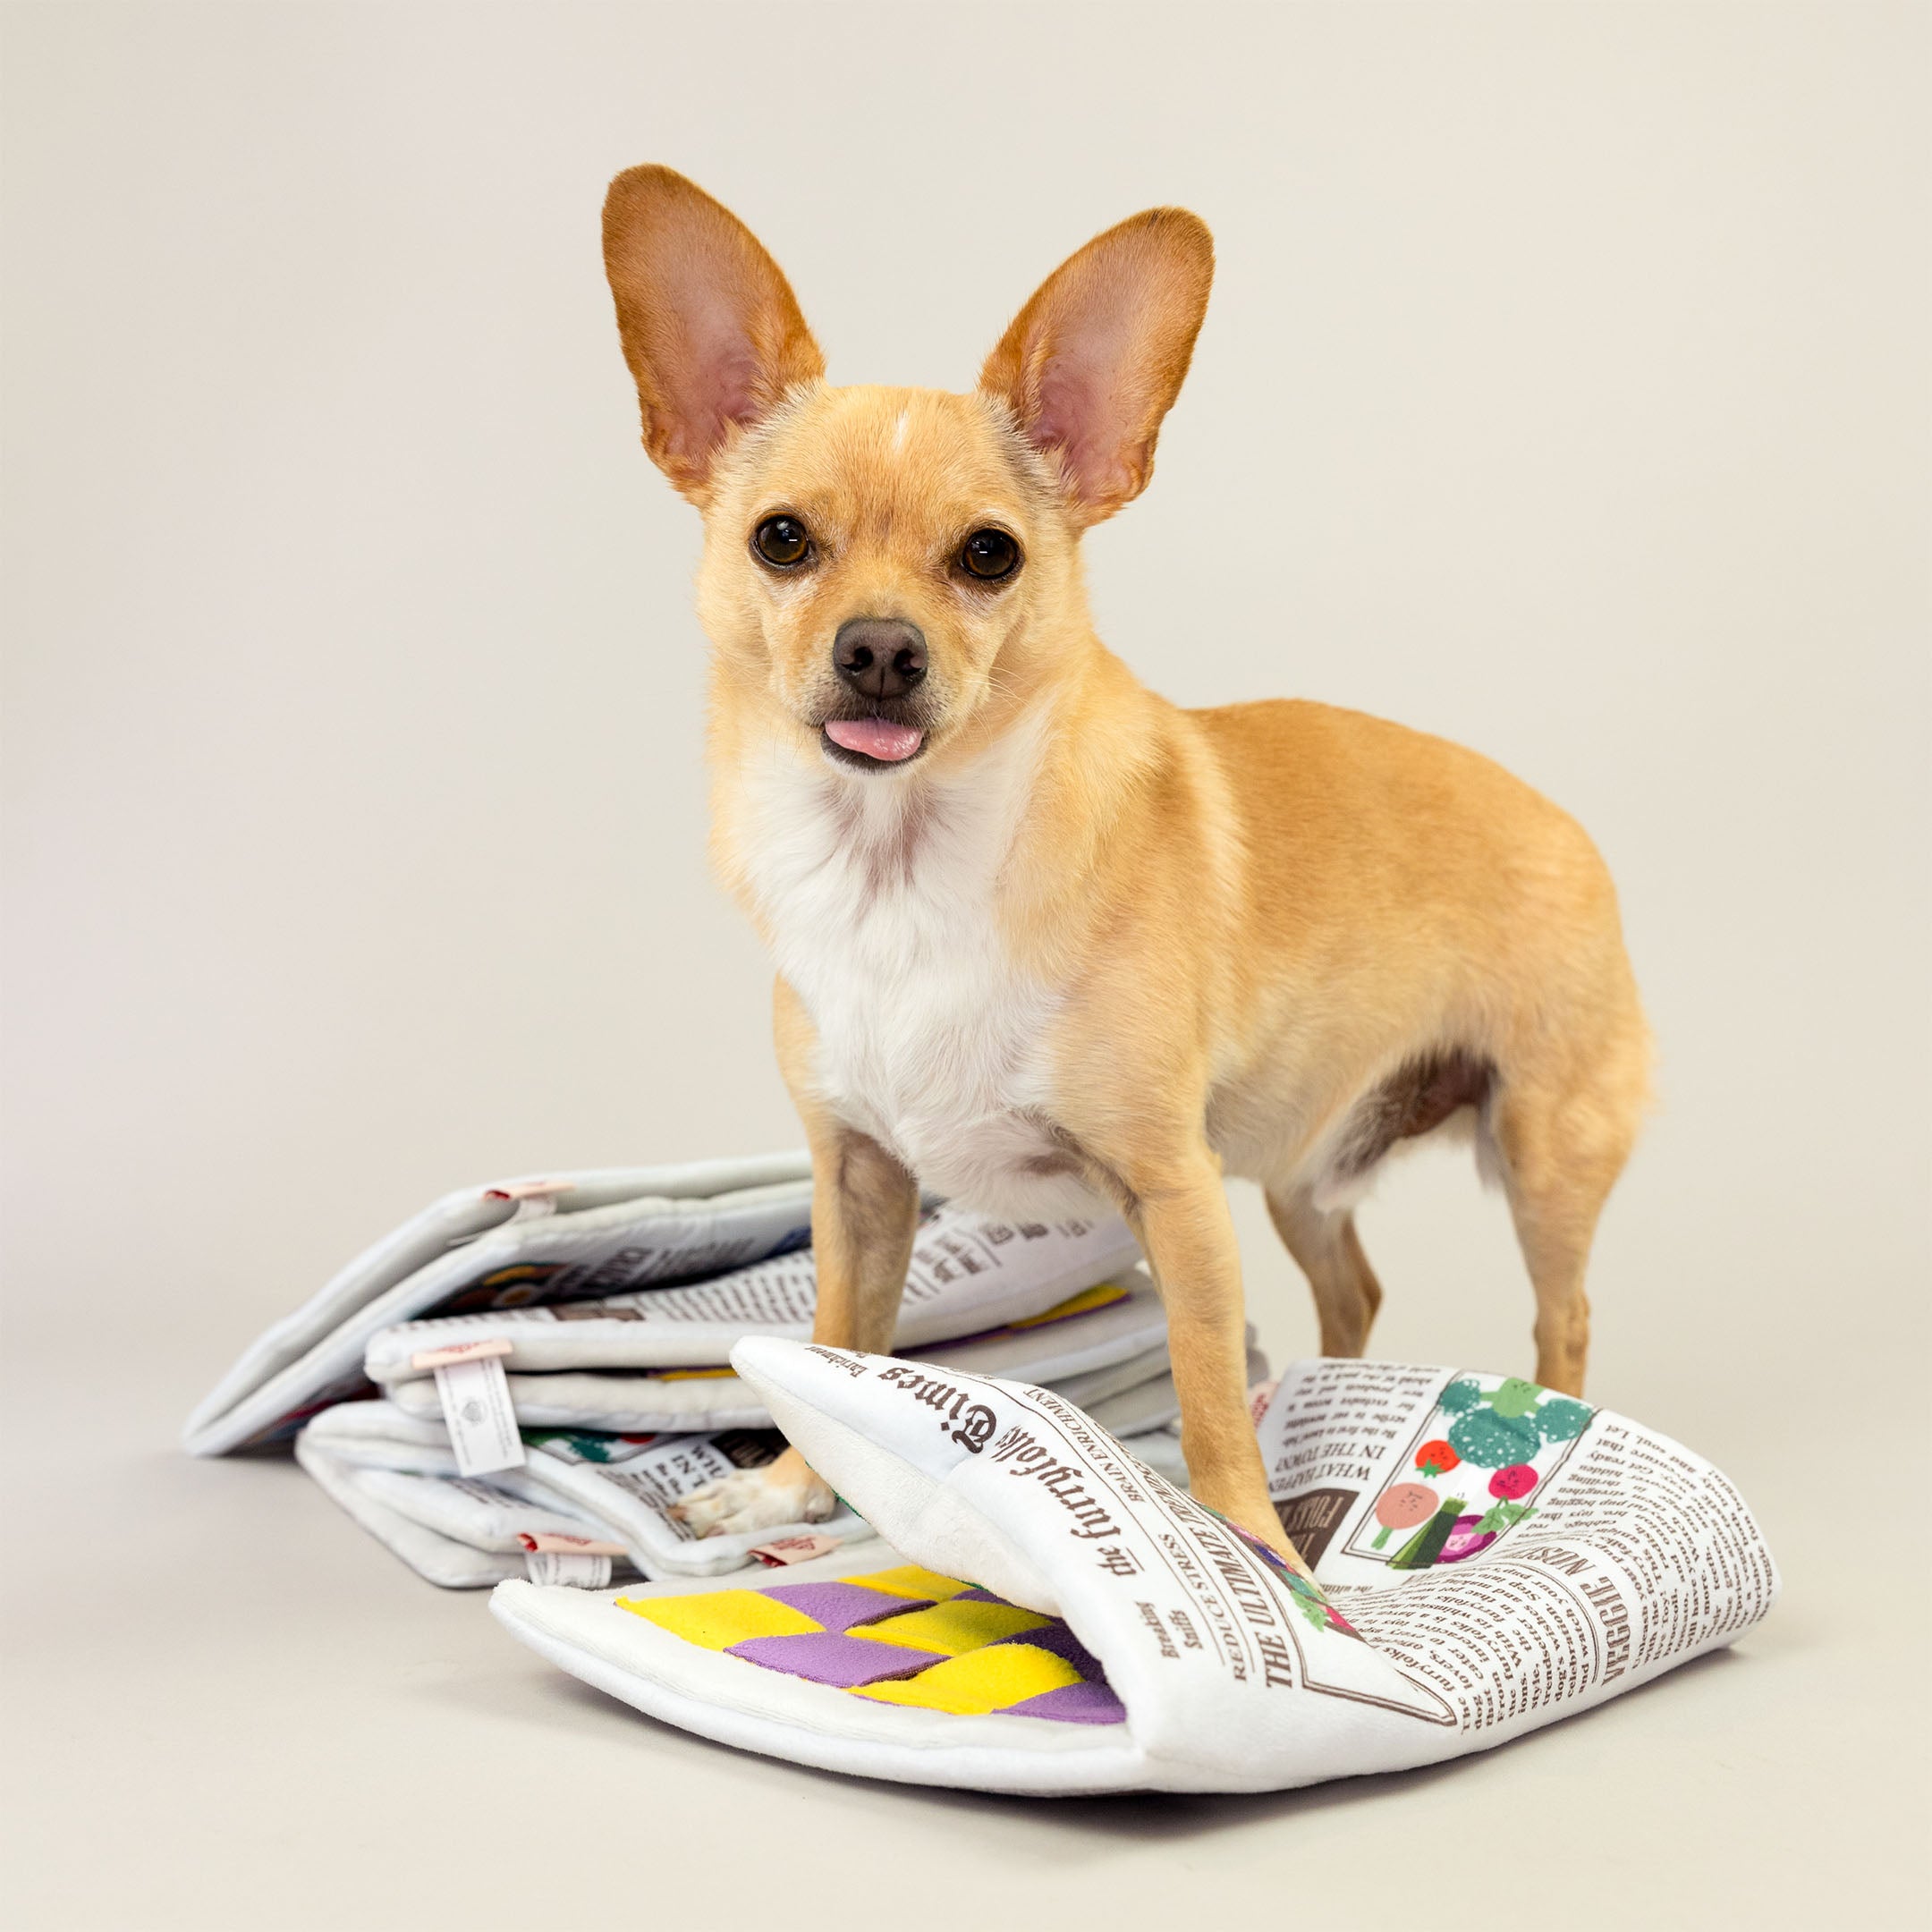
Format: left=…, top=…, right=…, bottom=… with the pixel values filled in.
left=728, top=1631, right=945, bottom=1689
left=1002, top=1680, right=1128, bottom=1725
left=757, top=1581, right=928, bottom=1632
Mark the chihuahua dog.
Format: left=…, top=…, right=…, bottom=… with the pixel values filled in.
left=600, top=166, right=1648, bottom=1566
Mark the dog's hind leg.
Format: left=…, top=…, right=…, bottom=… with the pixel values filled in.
left=1489, top=1040, right=1646, bottom=1398
left=1265, top=1186, right=1384, bottom=1358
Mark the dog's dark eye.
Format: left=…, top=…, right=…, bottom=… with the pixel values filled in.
left=961, top=528, right=1020, bottom=581
left=753, top=515, right=811, bottom=568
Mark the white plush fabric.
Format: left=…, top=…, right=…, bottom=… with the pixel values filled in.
left=380, top=1270, right=1175, bottom=1432
left=363, top=1205, right=1141, bottom=1386
left=297, top=1377, right=1201, bottom=1589
left=489, top=1343, right=1780, bottom=1795
left=184, top=1156, right=818, bottom=1455
left=300, top=1399, right=870, bottom=1580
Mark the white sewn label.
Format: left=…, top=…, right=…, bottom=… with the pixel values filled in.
left=525, top=1550, right=611, bottom=1588
left=433, top=1355, right=526, bottom=1476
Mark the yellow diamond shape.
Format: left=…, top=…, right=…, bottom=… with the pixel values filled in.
left=843, top=1564, right=976, bottom=1604
left=852, top=1642, right=1081, bottom=1714
left=851, top=1598, right=1052, bottom=1656
left=1008, top=1282, right=1129, bottom=1329
left=614, top=1589, right=820, bottom=1650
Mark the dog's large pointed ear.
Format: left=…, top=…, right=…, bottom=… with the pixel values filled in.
left=602, top=166, right=826, bottom=503
left=978, top=209, right=1213, bottom=527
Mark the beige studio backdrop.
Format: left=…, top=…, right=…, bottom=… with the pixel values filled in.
left=3, top=5, right=1927, bottom=1930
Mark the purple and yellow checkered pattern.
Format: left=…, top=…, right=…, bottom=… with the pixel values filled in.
left=616, top=1563, right=1126, bottom=1725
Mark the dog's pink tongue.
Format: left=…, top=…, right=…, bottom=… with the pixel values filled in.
left=826, top=717, right=924, bottom=762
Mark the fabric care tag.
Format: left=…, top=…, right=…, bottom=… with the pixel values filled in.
left=431, top=1352, right=525, bottom=1477
left=523, top=1549, right=611, bottom=1588
left=749, top=1534, right=843, bottom=1567
left=518, top=1531, right=628, bottom=1557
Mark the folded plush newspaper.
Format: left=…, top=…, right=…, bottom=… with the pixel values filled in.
left=492, top=1343, right=1780, bottom=1796
left=298, top=1267, right=1241, bottom=1585
left=187, top=1155, right=1200, bottom=1583
left=184, top=1157, right=821, bottom=1455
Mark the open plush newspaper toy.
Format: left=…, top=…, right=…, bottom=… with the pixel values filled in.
left=490, top=1344, right=1779, bottom=1796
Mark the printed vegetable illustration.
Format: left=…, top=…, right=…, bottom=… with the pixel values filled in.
left=1438, top=1514, right=1496, bottom=1563
left=1281, top=1567, right=1364, bottom=1639
left=1447, top=1406, right=1541, bottom=1469
left=1537, top=1396, right=1591, bottom=1444
left=1475, top=1498, right=1538, bottom=1536
left=1225, top=1517, right=1365, bottom=1639
left=1385, top=1377, right=1592, bottom=1565
left=1389, top=1497, right=1467, bottom=1571
left=1372, top=1482, right=1438, bottom=1549
left=1487, top=1377, right=1545, bottom=1419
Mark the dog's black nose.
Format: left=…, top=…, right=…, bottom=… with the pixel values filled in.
left=833, top=618, right=927, bottom=700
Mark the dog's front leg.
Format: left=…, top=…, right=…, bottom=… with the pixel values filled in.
left=1134, top=1161, right=1312, bottom=1577
left=673, top=984, right=920, bottom=1540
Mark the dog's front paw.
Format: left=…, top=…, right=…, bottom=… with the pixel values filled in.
left=670, top=1456, right=837, bottom=1540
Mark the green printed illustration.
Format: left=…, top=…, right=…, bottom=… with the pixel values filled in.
left=1279, top=1563, right=1365, bottom=1640
left=1224, top=1513, right=1367, bottom=1640
left=1388, top=1497, right=1467, bottom=1570
left=1344, top=1373, right=1596, bottom=1570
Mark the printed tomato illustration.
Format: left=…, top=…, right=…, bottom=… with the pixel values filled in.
left=1371, top=1481, right=1438, bottom=1549
left=1489, top=1463, right=1538, bottom=1501
left=1415, top=1438, right=1461, bottom=1479
left=1439, top=1514, right=1498, bottom=1563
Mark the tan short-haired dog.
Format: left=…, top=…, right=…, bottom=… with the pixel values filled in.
left=601, top=166, right=1649, bottom=1567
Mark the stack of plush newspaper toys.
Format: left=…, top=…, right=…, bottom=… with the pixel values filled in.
left=184, top=1157, right=1242, bottom=1588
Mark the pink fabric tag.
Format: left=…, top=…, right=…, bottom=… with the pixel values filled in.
left=411, top=1335, right=515, bottom=1371
left=750, top=1534, right=843, bottom=1567
left=518, top=1530, right=628, bottom=1557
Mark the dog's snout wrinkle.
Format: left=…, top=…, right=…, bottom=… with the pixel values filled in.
left=834, top=617, right=928, bottom=701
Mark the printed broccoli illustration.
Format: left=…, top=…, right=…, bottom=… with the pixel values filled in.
left=1537, top=1396, right=1591, bottom=1443
left=1438, top=1378, right=1483, bottom=1416
left=1446, top=1406, right=1542, bottom=1469
left=1487, top=1377, right=1546, bottom=1419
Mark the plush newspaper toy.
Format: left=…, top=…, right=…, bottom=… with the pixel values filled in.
left=184, top=1156, right=822, bottom=1455
left=293, top=1254, right=1239, bottom=1588
left=490, top=1344, right=1780, bottom=1796
left=191, top=1157, right=1212, bottom=1585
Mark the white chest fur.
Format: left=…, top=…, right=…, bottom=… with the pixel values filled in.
left=736, top=728, right=1097, bottom=1218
